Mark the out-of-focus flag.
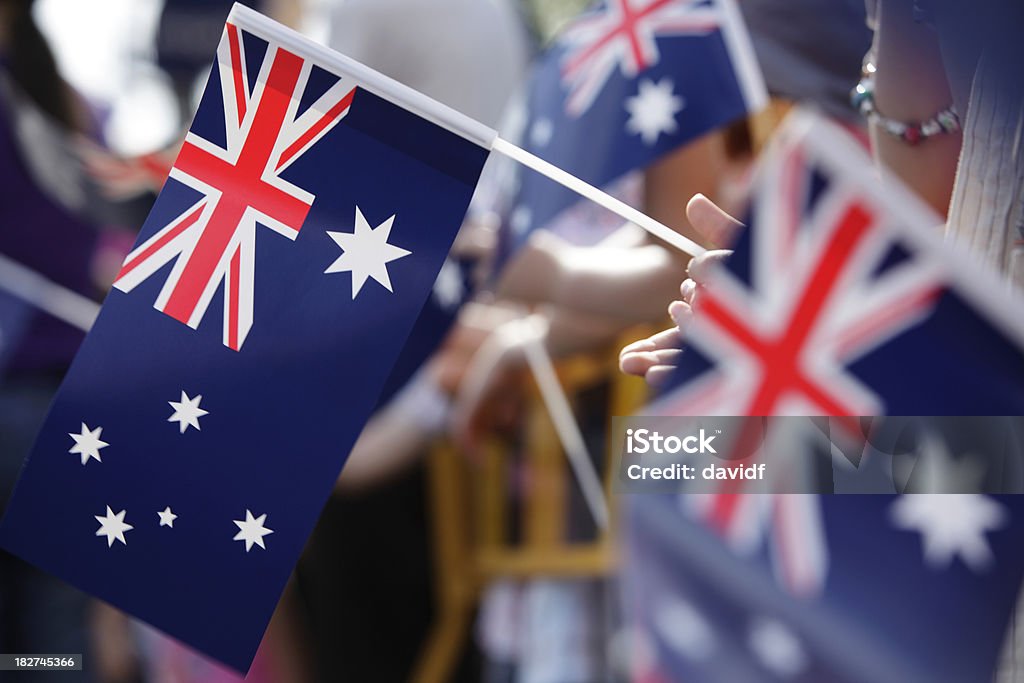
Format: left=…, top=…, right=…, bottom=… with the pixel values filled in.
left=653, top=110, right=1024, bottom=420
left=499, top=0, right=766, bottom=259
left=0, top=4, right=492, bottom=672
left=624, top=493, right=1024, bottom=683
left=624, top=109, right=1024, bottom=682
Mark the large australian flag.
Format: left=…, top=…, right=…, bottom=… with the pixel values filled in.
left=499, top=0, right=766, bottom=261
left=0, top=4, right=491, bottom=672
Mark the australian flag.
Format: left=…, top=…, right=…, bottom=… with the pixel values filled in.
left=624, top=493, right=1024, bottom=682
left=624, top=108, right=1024, bottom=682
left=499, top=0, right=766, bottom=260
left=377, top=253, right=474, bottom=404
left=0, top=4, right=490, bottom=672
left=653, top=110, right=1024, bottom=422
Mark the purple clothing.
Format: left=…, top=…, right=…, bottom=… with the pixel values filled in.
left=0, top=94, right=99, bottom=375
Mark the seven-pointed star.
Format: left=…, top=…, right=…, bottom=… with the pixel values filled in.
left=233, top=510, right=274, bottom=552
left=158, top=506, right=178, bottom=528
left=69, top=423, right=108, bottom=465
left=325, top=207, right=411, bottom=299
left=167, top=391, right=208, bottom=433
left=625, top=78, right=685, bottom=145
left=891, top=494, right=1006, bottom=572
left=95, top=506, right=133, bottom=547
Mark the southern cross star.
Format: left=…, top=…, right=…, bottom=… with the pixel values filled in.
left=95, top=506, right=133, bottom=547
left=69, top=423, right=108, bottom=465
left=167, top=391, right=208, bottom=433
left=158, top=506, right=178, bottom=528
left=233, top=509, right=274, bottom=552
left=325, top=207, right=411, bottom=299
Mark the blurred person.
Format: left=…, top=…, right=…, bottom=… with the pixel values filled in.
left=619, top=0, right=873, bottom=385
left=460, top=144, right=730, bottom=683
left=863, top=4, right=1024, bottom=677
left=621, top=0, right=1023, bottom=380
left=858, top=0, right=962, bottom=217
left=506, top=0, right=872, bottom=386
left=0, top=1, right=137, bottom=680
left=461, top=5, right=871, bottom=589
left=864, top=0, right=1024, bottom=287
left=443, top=3, right=777, bottom=679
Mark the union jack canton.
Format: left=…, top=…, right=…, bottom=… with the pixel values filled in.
left=113, top=22, right=355, bottom=350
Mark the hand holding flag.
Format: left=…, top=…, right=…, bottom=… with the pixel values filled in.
left=619, top=193, right=739, bottom=385
left=0, top=5, right=493, bottom=671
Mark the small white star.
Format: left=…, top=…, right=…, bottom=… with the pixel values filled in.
left=509, top=206, right=532, bottom=237
left=158, top=506, right=177, bottom=528
left=748, top=618, right=807, bottom=679
left=69, top=423, right=108, bottom=465
left=233, top=509, right=274, bottom=552
left=325, top=207, right=412, bottom=299
left=432, top=258, right=464, bottom=310
left=167, top=391, right=208, bottom=433
left=529, top=117, right=554, bottom=148
left=95, top=506, right=133, bottom=547
left=891, top=494, right=1006, bottom=572
left=625, top=78, right=685, bottom=145
left=654, top=598, right=716, bottom=660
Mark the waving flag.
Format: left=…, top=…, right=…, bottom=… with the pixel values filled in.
left=499, top=0, right=766, bottom=259
left=0, top=4, right=492, bottom=672
left=112, top=20, right=359, bottom=351
left=625, top=110, right=1024, bottom=681
left=653, top=110, right=1024, bottom=419
left=624, top=493, right=1024, bottom=683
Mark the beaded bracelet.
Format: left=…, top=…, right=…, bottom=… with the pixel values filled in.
left=851, top=62, right=961, bottom=146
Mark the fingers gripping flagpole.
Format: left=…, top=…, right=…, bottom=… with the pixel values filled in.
left=491, top=137, right=706, bottom=258
left=0, top=253, right=100, bottom=332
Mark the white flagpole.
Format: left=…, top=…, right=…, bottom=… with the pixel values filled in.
left=0, top=253, right=100, bottom=332
left=516, top=316, right=611, bottom=531
left=491, top=137, right=706, bottom=258
left=231, top=3, right=706, bottom=258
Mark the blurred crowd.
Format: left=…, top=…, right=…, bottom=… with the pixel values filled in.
left=0, top=0, right=1021, bottom=681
